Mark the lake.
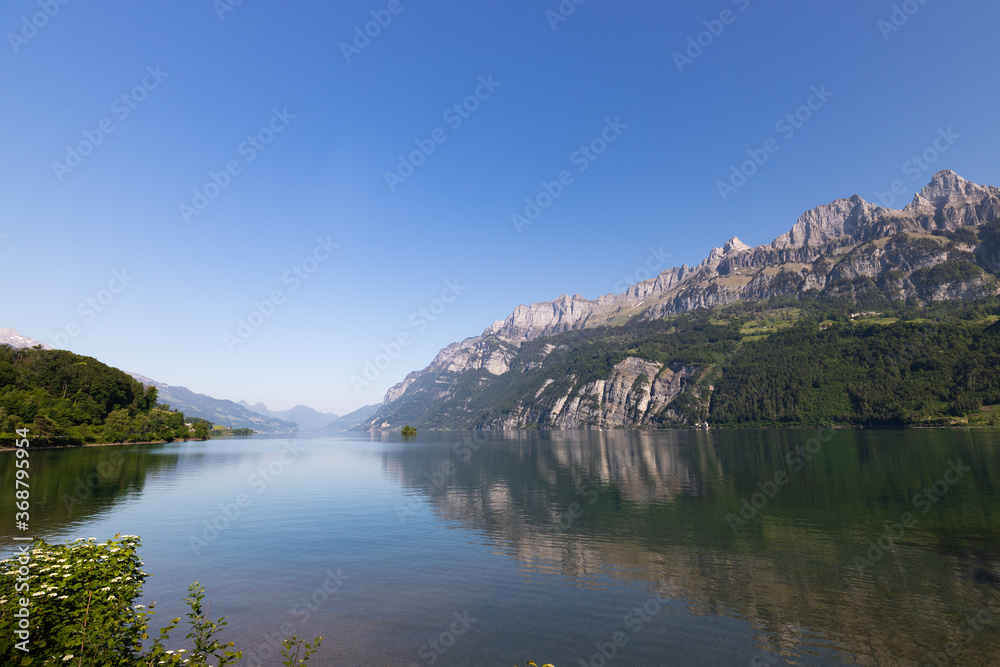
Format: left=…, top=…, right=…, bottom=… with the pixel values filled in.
left=2, top=429, right=1000, bottom=666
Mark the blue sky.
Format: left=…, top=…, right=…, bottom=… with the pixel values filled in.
left=2, top=0, right=999, bottom=416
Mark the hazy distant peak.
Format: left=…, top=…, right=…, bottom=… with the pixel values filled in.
left=0, top=328, right=51, bottom=350
left=238, top=400, right=339, bottom=431
left=238, top=399, right=270, bottom=413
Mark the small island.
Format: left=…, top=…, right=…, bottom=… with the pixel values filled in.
left=400, top=425, right=417, bottom=437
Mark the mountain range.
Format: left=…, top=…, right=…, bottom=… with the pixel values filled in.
left=127, top=373, right=298, bottom=433
left=236, top=401, right=338, bottom=432
left=0, top=327, right=371, bottom=433
left=363, top=170, right=1000, bottom=430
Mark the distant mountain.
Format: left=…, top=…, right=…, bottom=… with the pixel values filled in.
left=237, top=401, right=339, bottom=432
left=0, top=328, right=51, bottom=350
left=364, top=170, right=1000, bottom=430
left=321, top=404, right=380, bottom=431
left=129, top=374, right=297, bottom=433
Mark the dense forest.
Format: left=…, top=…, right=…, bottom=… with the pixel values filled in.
left=369, top=292, right=1000, bottom=429
left=672, top=295, right=1000, bottom=427
left=710, top=316, right=1000, bottom=426
left=0, top=346, right=203, bottom=446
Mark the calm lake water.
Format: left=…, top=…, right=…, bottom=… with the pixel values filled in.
left=3, top=430, right=1000, bottom=666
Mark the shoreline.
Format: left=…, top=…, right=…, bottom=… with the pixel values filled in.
left=5, top=422, right=997, bottom=450
left=0, top=437, right=207, bottom=451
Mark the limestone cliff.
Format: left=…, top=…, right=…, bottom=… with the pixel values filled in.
left=366, top=171, right=1000, bottom=430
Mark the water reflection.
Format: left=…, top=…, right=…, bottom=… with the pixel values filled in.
left=0, top=443, right=183, bottom=545
left=383, top=429, right=1000, bottom=665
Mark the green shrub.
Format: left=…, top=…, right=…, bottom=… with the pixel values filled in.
left=0, top=535, right=321, bottom=666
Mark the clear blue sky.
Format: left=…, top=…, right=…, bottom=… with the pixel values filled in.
left=3, top=0, right=999, bottom=416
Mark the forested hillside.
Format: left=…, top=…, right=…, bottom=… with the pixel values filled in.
left=710, top=306, right=1000, bottom=426
left=365, top=294, right=1000, bottom=430
left=0, top=346, right=192, bottom=446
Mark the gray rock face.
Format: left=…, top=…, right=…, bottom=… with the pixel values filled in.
left=906, top=170, right=998, bottom=212
left=903, top=171, right=1000, bottom=231
left=480, top=357, right=696, bottom=430
left=470, top=171, right=998, bottom=347
left=486, top=294, right=598, bottom=342
left=770, top=195, right=893, bottom=249
left=370, top=171, right=1000, bottom=430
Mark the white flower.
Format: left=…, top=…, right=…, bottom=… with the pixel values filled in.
left=62, top=655, right=74, bottom=661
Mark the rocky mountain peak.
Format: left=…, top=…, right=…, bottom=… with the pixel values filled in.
left=906, top=170, right=995, bottom=210
left=0, top=328, right=51, bottom=350
left=770, top=195, right=892, bottom=249
left=701, top=236, right=754, bottom=273
left=723, top=237, right=751, bottom=254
